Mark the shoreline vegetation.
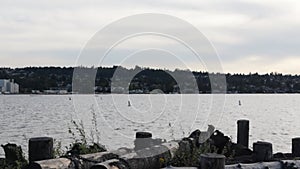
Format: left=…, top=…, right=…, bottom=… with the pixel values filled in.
left=1, top=66, right=300, bottom=94
left=1, top=118, right=300, bottom=168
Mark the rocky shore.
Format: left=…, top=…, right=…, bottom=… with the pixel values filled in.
left=1, top=119, right=300, bottom=169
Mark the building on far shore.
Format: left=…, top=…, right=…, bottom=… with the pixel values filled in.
left=0, top=79, right=19, bottom=94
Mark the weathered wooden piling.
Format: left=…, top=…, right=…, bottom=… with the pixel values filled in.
left=200, top=153, right=225, bottom=169
left=29, top=137, right=54, bottom=162
left=134, top=132, right=152, bottom=151
left=253, top=141, right=273, bottom=162
left=292, top=137, right=300, bottom=157
left=237, top=120, right=249, bottom=148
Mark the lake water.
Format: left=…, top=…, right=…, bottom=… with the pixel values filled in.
left=1, top=94, right=300, bottom=157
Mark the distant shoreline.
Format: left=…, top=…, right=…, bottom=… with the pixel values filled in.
left=2, top=67, right=300, bottom=94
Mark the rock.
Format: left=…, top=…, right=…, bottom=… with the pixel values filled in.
left=231, top=143, right=252, bottom=157
left=274, top=152, right=286, bottom=159
left=189, top=130, right=201, bottom=140
left=199, top=125, right=215, bottom=144
left=189, top=130, right=202, bottom=147
left=210, top=130, right=230, bottom=154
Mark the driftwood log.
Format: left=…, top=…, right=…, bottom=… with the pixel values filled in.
left=226, top=160, right=300, bottom=169
left=28, top=158, right=74, bottom=169
left=123, top=141, right=179, bottom=169
left=25, top=141, right=179, bottom=169
left=163, top=160, right=300, bottom=169
left=27, top=151, right=118, bottom=169
left=79, top=151, right=119, bottom=169
left=23, top=119, right=300, bottom=169
left=90, top=159, right=128, bottom=169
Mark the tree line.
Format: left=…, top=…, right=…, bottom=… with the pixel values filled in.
left=1, top=66, right=300, bottom=94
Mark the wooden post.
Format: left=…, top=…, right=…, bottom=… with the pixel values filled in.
left=292, top=138, right=300, bottom=157
left=134, top=132, right=152, bottom=151
left=29, top=137, right=54, bottom=162
left=237, top=120, right=249, bottom=148
left=253, top=141, right=273, bottom=162
left=200, top=153, right=225, bottom=169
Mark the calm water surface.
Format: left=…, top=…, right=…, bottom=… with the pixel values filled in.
left=0, top=94, right=300, bottom=157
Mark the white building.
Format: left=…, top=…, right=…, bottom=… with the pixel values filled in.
left=0, top=79, right=19, bottom=94
left=0, top=79, right=9, bottom=93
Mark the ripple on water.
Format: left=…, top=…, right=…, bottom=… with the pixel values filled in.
left=1, top=94, right=300, bottom=157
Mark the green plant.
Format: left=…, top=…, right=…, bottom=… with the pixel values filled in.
left=67, top=142, right=106, bottom=156
left=171, top=140, right=218, bottom=167
left=0, top=160, right=28, bottom=169
left=53, top=140, right=65, bottom=158
left=0, top=144, right=28, bottom=169
left=69, top=119, right=87, bottom=144
left=66, top=105, right=106, bottom=156
left=90, top=106, right=101, bottom=144
left=168, top=122, right=176, bottom=141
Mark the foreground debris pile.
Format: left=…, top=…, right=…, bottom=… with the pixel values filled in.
left=2, top=120, right=300, bottom=169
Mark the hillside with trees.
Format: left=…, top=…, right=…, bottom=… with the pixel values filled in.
left=1, top=66, right=300, bottom=94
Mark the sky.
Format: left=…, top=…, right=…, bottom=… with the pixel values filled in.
left=1, top=0, right=300, bottom=74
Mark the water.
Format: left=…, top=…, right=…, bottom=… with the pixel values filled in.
left=0, top=94, right=300, bottom=157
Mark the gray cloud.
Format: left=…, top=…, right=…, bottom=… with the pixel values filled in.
left=0, top=0, right=299, bottom=74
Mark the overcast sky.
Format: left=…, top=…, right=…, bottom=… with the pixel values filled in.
left=1, top=0, right=300, bottom=74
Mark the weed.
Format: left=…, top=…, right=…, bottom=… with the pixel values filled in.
left=66, top=105, right=106, bottom=156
